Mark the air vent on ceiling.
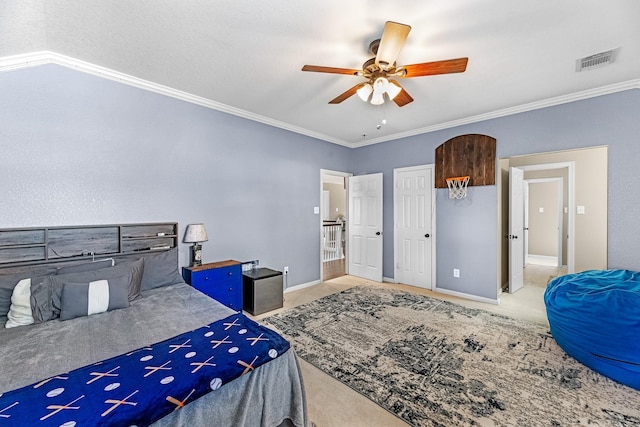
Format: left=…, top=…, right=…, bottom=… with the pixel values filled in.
left=576, top=48, right=619, bottom=72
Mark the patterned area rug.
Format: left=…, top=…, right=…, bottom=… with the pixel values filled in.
left=264, top=285, right=640, bottom=427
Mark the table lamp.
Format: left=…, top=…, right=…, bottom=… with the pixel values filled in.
left=184, top=223, right=208, bottom=266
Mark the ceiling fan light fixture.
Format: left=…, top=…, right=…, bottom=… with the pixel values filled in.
left=301, top=21, right=465, bottom=109
left=356, top=83, right=373, bottom=102
left=386, top=80, right=402, bottom=100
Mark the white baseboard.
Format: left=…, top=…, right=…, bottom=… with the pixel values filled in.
left=284, top=277, right=500, bottom=306
left=284, top=280, right=321, bottom=293
left=382, top=276, right=396, bottom=283
left=434, top=286, right=500, bottom=305
left=527, top=254, right=559, bottom=267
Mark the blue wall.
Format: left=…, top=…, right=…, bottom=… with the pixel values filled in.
left=2, top=63, right=639, bottom=300
left=0, top=64, right=352, bottom=287
left=352, top=89, right=640, bottom=300
left=351, top=129, right=499, bottom=300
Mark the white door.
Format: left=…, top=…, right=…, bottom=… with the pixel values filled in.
left=554, top=179, right=564, bottom=267
left=509, top=167, right=525, bottom=293
left=394, top=166, right=434, bottom=288
left=348, top=173, right=383, bottom=282
left=523, top=181, right=530, bottom=262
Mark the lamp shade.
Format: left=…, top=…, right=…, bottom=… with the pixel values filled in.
left=386, top=80, right=402, bottom=100
left=373, top=77, right=389, bottom=93
left=370, top=90, right=384, bottom=106
left=184, top=224, right=208, bottom=243
left=356, top=83, right=373, bottom=102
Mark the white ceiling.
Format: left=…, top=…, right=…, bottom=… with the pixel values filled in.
left=1, top=1, right=639, bottom=147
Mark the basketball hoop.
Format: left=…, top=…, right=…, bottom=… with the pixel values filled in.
left=446, top=176, right=470, bottom=199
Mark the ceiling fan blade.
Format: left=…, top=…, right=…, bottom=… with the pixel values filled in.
left=400, top=57, right=468, bottom=77
left=392, top=87, right=414, bottom=107
left=375, top=21, right=411, bottom=70
left=329, top=83, right=365, bottom=104
left=302, top=65, right=361, bottom=76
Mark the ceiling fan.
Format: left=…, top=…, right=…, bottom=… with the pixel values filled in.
left=302, top=21, right=468, bottom=107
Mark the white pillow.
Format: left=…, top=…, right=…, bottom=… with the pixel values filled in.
left=87, top=279, right=110, bottom=316
left=5, top=278, right=34, bottom=328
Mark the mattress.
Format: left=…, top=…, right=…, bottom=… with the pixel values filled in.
left=0, top=282, right=307, bottom=426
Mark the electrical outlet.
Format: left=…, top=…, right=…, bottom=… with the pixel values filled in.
left=453, top=268, right=460, bottom=278
left=284, top=266, right=289, bottom=275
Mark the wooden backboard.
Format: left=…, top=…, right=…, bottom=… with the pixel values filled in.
left=435, top=134, right=496, bottom=188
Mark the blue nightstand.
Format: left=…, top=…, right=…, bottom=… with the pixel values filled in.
left=182, top=260, right=242, bottom=311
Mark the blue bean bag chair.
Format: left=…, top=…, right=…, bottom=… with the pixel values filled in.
left=544, top=269, right=640, bottom=390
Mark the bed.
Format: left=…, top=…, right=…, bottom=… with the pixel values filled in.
left=0, top=223, right=307, bottom=426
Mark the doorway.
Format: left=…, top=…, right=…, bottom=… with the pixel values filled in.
left=321, top=170, right=350, bottom=281
left=524, top=178, right=564, bottom=268
left=508, top=162, right=574, bottom=293
left=499, top=145, right=608, bottom=295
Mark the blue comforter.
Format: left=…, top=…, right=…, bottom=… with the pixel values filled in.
left=0, top=313, right=290, bottom=426
left=544, top=269, right=640, bottom=390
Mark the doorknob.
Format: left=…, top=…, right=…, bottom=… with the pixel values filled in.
left=376, top=231, right=381, bottom=236
left=425, top=234, right=430, bottom=238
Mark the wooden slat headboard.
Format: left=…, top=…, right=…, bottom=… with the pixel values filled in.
left=0, top=222, right=178, bottom=274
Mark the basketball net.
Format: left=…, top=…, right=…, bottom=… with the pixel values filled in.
left=446, top=176, right=470, bottom=199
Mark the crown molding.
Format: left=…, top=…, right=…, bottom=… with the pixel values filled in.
left=349, top=79, right=640, bottom=148
left=0, top=51, right=351, bottom=147
left=1, top=51, right=638, bottom=149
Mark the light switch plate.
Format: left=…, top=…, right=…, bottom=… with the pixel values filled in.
left=313, top=206, right=320, bottom=214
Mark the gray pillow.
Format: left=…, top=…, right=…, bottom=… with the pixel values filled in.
left=30, top=276, right=54, bottom=323
left=30, top=258, right=144, bottom=322
left=56, top=259, right=114, bottom=275
left=0, top=267, right=57, bottom=318
left=140, top=247, right=184, bottom=290
left=59, top=274, right=130, bottom=321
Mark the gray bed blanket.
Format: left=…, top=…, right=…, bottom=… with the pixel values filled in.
left=0, top=283, right=307, bottom=426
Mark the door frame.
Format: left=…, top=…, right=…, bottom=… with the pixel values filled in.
left=523, top=180, right=530, bottom=264
left=393, top=164, right=436, bottom=290
left=320, top=169, right=352, bottom=282
left=514, top=162, right=575, bottom=274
